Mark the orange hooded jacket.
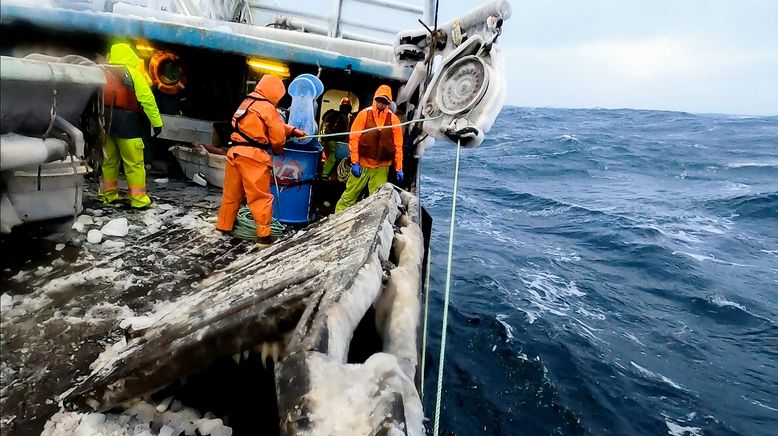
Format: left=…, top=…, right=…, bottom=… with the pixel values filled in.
left=231, top=75, right=296, bottom=159
left=349, top=85, right=403, bottom=171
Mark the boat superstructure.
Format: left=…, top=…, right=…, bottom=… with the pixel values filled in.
left=0, top=1, right=512, bottom=434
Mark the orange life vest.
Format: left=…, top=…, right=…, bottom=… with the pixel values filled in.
left=102, top=66, right=141, bottom=113
left=230, top=96, right=272, bottom=152
left=358, top=110, right=395, bottom=162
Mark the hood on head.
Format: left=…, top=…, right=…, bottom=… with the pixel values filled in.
left=253, top=75, right=286, bottom=105
left=108, top=43, right=140, bottom=69
left=373, top=85, right=393, bottom=104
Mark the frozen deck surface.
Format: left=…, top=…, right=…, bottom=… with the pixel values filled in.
left=0, top=179, right=418, bottom=435
left=0, top=180, right=250, bottom=434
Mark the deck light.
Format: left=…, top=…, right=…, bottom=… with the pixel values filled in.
left=134, top=43, right=156, bottom=54
left=246, top=58, right=290, bottom=78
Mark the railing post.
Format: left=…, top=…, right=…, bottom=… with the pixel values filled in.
left=330, top=0, right=344, bottom=38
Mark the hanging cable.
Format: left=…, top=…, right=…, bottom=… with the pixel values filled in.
left=296, top=114, right=443, bottom=141
left=433, top=138, right=462, bottom=436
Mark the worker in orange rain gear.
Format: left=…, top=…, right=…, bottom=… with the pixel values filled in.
left=98, top=42, right=164, bottom=208
left=335, top=85, right=403, bottom=213
left=216, top=75, right=307, bottom=247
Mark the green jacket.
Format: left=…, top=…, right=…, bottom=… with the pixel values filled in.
left=108, top=43, right=163, bottom=128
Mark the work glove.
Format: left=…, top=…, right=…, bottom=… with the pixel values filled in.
left=153, top=126, right=162, bottom=138
left=396, top=170, right=404, bottom=183
left=351, top=163, right=362, bottom=178
left=291, top=128, right=308, bottom=138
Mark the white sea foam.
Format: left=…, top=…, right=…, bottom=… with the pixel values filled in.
left=665, top=420, right=703, bottom=436
left=495, top=314, right=516, bottom=340
left=543, top=246, right=581, bottom=263
left=558, top=134, right=580, bottom=143
left=672, top=251, right=751, bottom=267
left=630, top=361, right=686, bottom=391
left=637, top=223, right=701, bottom=244
left=720, top=181, right=752, bottom=195
left=623, top=332, right=646, bottom=346
left=510, top=267, right=606, bottom=340
left=741, top=395, right=778, bottom=412
left=726, top=161, right=778, bottom=169
left=520, top=269, right=585, bottom=319
left=709, top=296, right=746, bottom=311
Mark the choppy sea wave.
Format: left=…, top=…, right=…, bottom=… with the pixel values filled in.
left=421, top=107, right=778, bottom=435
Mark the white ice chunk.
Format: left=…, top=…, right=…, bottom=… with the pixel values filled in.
left=86, top=229, right=103, bottom=244
left=71, top=221, right=85, bottom=233
left=76, top=215, right=94, bottom=225
left=307, top=352, right=424, bottom=436
left=103, top=239, right=126, bottom=249
left=1, top=293, right=12, bottom=310
left=73, top=413, right=105, bottom=436
left=196, top=418, right=232, bottom=435
left=55, top=243, right=66, bottom=251
left=119, top=316, right=155, bottom=331
left=102, top=217, right=129, bottom=237
left=155, top=396, right=174, bottom=413
left=154, top=178, right=169, bottom=184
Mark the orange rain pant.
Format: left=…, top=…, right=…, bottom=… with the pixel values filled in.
left=216, top=147, right=274, bottom=238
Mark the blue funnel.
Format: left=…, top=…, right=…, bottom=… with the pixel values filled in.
left=287, top=74, right=324, bottom=145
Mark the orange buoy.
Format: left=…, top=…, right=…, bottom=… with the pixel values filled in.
left=148, top=50, right=186, bottom=95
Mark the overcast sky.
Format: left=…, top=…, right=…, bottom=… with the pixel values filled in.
left=438, top=0, right=778, bottom=115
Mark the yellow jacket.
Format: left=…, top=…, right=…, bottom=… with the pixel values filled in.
left=108, top=43, right=163, bottom=128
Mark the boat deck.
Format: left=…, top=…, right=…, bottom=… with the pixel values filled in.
left=1, top=179, right=423, bottom=435
left=0, top=180, right=250, bottom=434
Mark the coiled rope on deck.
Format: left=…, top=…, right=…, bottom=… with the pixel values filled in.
left=231, top=206, right=287, bottom=240
left=432, top=139, right=462, bottom=436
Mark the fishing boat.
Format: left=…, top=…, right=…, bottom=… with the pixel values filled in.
left=0, top=0, right=511, bottom=434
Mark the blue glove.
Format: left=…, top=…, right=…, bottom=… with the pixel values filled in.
left=396, top=170, right=404, bottom=183
left=351, top=163, right=362, bottom=178
left=153, top=126, right=162, bottom=138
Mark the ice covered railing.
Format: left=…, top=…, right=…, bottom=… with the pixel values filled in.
left=394, top=0, right=512, bottom=148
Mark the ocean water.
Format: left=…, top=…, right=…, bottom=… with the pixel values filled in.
left=419, top=107, right=778, bottom=436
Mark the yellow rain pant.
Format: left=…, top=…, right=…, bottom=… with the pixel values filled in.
left=322, top=140, right=338, bottom=177
left=335, top=166, right=389, bottom=213
left=98, top=136, right=152, bottom=208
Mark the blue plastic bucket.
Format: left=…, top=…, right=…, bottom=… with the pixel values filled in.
left=271, top=142, right=321, bottom=223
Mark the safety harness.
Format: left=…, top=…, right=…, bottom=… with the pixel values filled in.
left=231, top=96, right=273, bottom=153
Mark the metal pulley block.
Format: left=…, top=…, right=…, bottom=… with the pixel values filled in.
left=435, top=55, right=488, bottom=115
left=419, top=34, right=506, bottom=148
